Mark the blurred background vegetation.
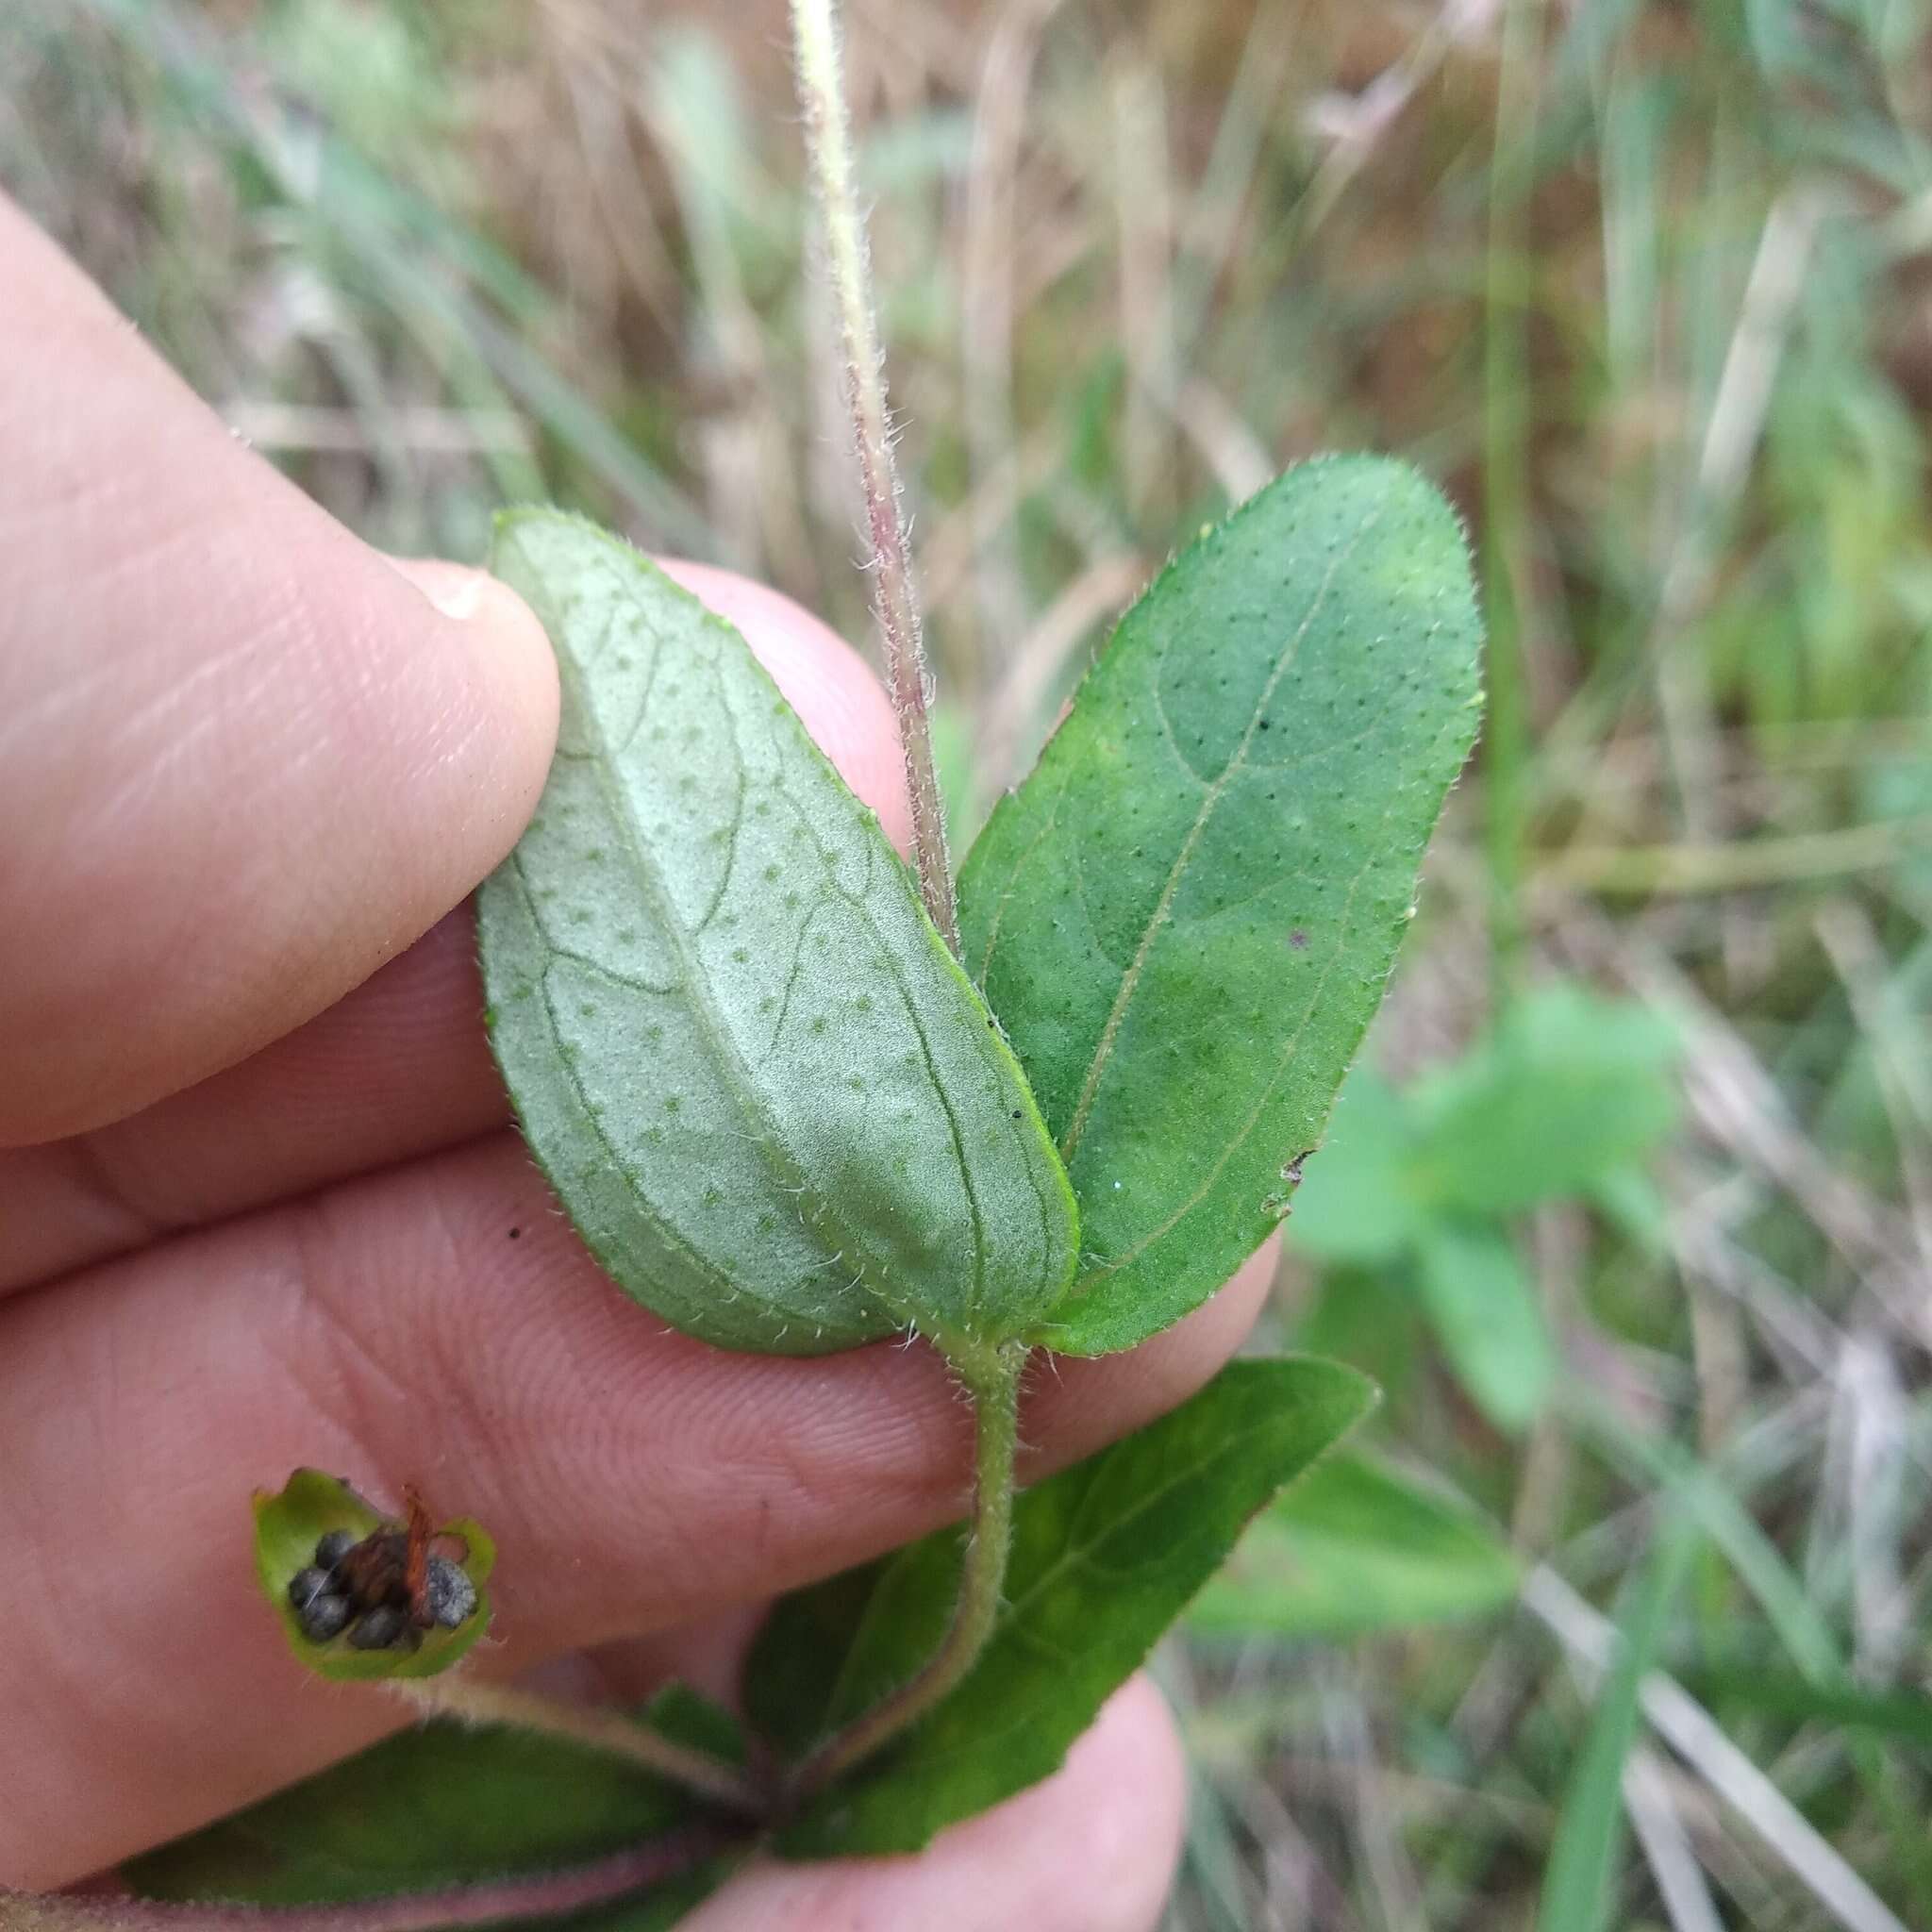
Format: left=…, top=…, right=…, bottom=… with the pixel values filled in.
left=7, top=1, right=1931, bottom=1925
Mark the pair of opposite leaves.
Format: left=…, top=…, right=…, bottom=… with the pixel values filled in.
left=477, top=456, right=1484, bottom=1367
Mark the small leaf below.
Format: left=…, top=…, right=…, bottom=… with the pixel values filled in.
left=748, top=1355, right=1376, bottom=1857
left=1410, top=985, right=1680, bottom=1215
left=125, top=1690, right=742, bottom=1915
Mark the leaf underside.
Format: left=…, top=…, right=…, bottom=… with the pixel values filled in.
left=747, top=1356, right=1377, bottom=1857
left=477, top=511, right=1076, bottom=1360
left=958, top=455, right=1484, bottom=1356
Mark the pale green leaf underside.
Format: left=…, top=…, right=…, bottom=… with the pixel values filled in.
left=958, top=456, right=1483, bottom=1355
left=478, top=512, right=1076, bottom=1358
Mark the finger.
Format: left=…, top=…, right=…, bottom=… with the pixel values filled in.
left=0, top=193, right=558, bottom=1146
left=0, top=564, right=909, bottom=1295
left=0, top=1136, right=1271, bottom=1884
left=0, top=911, right=496, bottom=1292
left=686, top=1677, right=1186, bottom=1932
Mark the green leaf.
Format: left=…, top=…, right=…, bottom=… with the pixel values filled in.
left=562, top=1866, right=739, bottom=1932
left=1413, top=1219, right=1555, bottom=1432
left=748, top=1356, right=1376, bottom=1857
left=1686, top=1664, right=1932, bottom=1749
left=1189, top=1450, right=1519, bottom=1640
left=958, top=457, right=1483, bottom=1356
left=125, top=1692, right=736, bottom=1907
left=253, top=1471, right=494, bottom=1683
left=1537, top=1509, right=1698, bottom=1932
left=1589, top=1164, right=1672, bottom=1253
left=477, top=511, right=1077, bottom=1363
left=1297, top=1264, right=1425, bottom=1402
left=1410, top=985, right=1679, bottom=1215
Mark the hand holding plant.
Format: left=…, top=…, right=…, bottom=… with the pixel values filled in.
left=0, top=1, right=1480, bottom=1922
left=0, top=185, right=1267, bottom=1927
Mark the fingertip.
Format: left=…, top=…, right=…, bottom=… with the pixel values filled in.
left=0, top=202, right=577, bottom=1143
left=682, top=1675, right=1188, bottom=1932
left=387, top=557, right=561, bottom=856
left=1069, top=1675, right=1191, bottom=1929
left=0, top=547, right=564, bottom=1147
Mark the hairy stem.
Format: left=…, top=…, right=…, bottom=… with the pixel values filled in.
left=790, top=0, right=959, bottom=954
left=789, top=1343, right=1024, bottom=1799
left=384, top=1678, right=764, bottom=1816
left=0, top=1829, right=733, bottom=1932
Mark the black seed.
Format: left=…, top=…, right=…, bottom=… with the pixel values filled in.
left=313, top=1530, right=357, bottom=1572
left=296, top=1591, right=353, bottom=1642
left=425, top=1557, right=478, bottom=1629
left=348, top=1605, right=409, bottom=1650
left=289, top=1565, right=334, bottom=1611
left=313, top=1597, right=354, bottom=1641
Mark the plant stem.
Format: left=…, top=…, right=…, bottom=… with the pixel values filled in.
left=788, top=1343, right=1025, bottom=1799
left=790, top=0, right=959, bottom=954
left=384, top=1678, right=765, bottom=1816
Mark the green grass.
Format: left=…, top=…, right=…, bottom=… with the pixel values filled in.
left=8, top=0, right=1931, bottom=1924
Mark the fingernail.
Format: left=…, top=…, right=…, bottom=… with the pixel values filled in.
left=389, top=557, right=510, bottom=626
left=425, top=572, right=489, bottom=622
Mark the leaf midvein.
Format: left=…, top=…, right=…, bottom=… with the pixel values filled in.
left=1056, top=505, right=1389, bottom=1165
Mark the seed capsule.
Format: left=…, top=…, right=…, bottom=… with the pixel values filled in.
left=348, top=1604, right=410, bottom=1650
left=425, top=1555, right=477, bottom=1629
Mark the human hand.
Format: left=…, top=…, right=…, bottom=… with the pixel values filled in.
left=0, top=191, right=1267, bottom=1928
